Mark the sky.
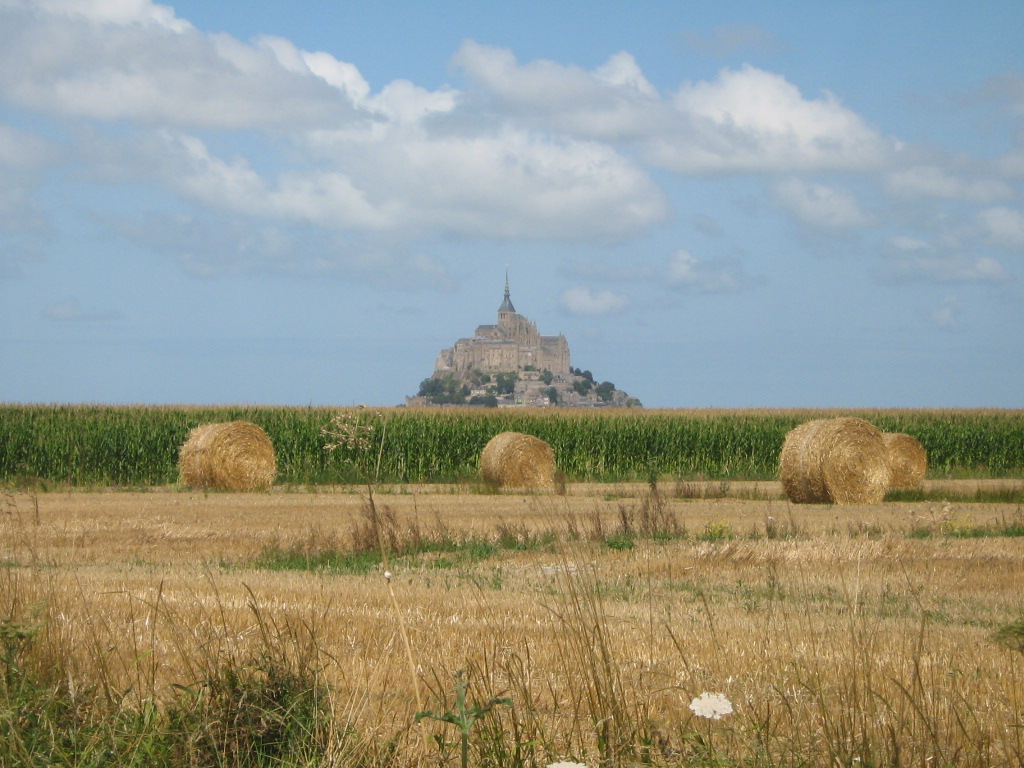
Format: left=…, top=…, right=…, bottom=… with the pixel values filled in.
left=0, top=0, right=1022, bottom=409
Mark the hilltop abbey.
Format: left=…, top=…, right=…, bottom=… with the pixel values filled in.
left=433, top=278, right=571, bottom=377
left=410, top=277, right=639, bottom=408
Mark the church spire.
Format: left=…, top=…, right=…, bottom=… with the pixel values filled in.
left=498, top=271, right=515, bottom=314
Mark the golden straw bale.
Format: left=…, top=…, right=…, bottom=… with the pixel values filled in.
left=177, top=421, right=276, bottom=491
left=779, top=417, right=890, bottom=505
left=480, top=431, right=557, bottom=490
left=882, top=432, right=928, bottom=489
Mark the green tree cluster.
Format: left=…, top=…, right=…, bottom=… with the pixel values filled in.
left=418, top=375, right=470, bottom=405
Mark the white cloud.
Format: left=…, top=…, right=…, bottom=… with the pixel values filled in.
left=774, top=178, right=872, bottom=230
left=141, top=131, right=393, bottom=230
left=366, top=79, right=457, bottom=123
left=978, top=206, right=1024, bottom=251
left=996, top=148, right=1024, bottom=178
left=43, top=297, right=120, bottom=321
left=594, top=51, right=658, bottom=96
left=560, top=286, right=629, bottom=316
left=0, top=182, right=45, bottom=231
left=258, top=36, right=370, bottom=104
left=928, top=296, right=960, bottom=328
left=886, top=235, right=929, bottom=252
left=453, top=46, right=893, bottom=174
left=0, top=5, right=356, bottom=129
left=886, top=165, right=1013, bottom=202
left=452, top=41, right=667, bottom=141
left=666, top=250, right=744, bottom=292
left=656, top=65, right=894, bottom=172
left=884, top=252, right=1011, bottom=286
left=882, top=238, right=1011, bottom=283
left=0, top=124, right=54, bottom=168
left=11, top=0, right=191, bottom=32
left=304, top=125, right=669, bottom=240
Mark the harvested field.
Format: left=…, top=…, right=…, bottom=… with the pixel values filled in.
left=3, top=481, right=1024, bottom=766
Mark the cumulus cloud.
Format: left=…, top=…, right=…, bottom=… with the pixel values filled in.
left=1, top=3, right=1011, bottom=302
left=302, top=125, right=669, bottom=240
left=928, top=295, right=960, bottom=328
left=0, top=3, right=357, bottom=129
left=43, top=297, right=120, bottom=322
left=0, top=124, right=54, bottom=168
left=890, top=255, right=1010, bottom=283
left=996, top=147, right=1024, bottom=178
left=110, top=210, right=457, bottom=289
left=666, top=250, right=744, bottom=292
left=453, top=45, right=894, bottom=174
left=882, top=237, right=1011, bottom=283
left=0, top=182, right=46, bottom=232
left=977, top=206, right=1024, bottom=251
left=135, top=132, right=390, bottom=230
left=654, top=65, right=894, bottom=173
left=12, top=0, right=191, bottom=31
left=774, top=178, right=873, bottom=230
left=886, top=165, right=1013, bottom=202
left=560, top=286, right=629, bottom=316
left=259, top=36, right=371, bottom=104
left=452, top=41, right=667, bottom=141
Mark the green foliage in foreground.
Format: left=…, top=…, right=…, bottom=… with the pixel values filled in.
left=1, top=405, right=1022, bottom=487
left=0, top=615, right=331, bottom=768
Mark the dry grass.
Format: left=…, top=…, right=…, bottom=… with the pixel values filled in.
left=3, top=485, right=1024, bottom=766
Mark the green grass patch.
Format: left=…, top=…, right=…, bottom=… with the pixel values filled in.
left=908, top=515, right=1024, bottom=539
left=887, top=486, right=1024, bottom=504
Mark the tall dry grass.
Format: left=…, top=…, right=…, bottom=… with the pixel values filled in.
left=2, top=486, right=1024, bottom=766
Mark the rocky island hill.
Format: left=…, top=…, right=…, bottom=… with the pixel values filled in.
left=406, top=278, right=641, bottom=408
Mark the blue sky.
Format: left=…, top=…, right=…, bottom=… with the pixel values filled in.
left=1, top=0, right=1021, bottom=409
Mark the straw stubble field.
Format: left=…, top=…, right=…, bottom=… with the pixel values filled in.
left=4, top=481, right=1024, bottom=767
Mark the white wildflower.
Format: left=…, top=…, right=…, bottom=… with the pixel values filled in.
left=689, top=691, right=733, bottom=720
left=383, top=570, right=393, bottom=581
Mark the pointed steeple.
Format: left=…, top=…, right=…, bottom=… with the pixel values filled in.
left=498, top=271, right=515, bottom=314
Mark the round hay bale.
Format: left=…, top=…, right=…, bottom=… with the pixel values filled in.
left=779, top=417, right=890, bottom=505
left=480, top=431, right=556, bottom=490
left=177, top=421, right=276, bottom=491
left=882, top=432, right=927, bottom=489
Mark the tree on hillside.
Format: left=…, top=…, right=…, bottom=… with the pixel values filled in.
left=495, top=372, right=518, bottom=395
left=596, top=381, right=615, bottom=402
left=418, top=375, right=470, bottom=405
left=573, top=378, right=593, bottom=395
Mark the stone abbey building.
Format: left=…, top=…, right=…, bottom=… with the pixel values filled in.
left=433, top=278, right=571, bottom=377
left=411, top=277, right=640, bottom=408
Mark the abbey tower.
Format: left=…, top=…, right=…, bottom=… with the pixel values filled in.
left=433, top=277, right=571, bottom=377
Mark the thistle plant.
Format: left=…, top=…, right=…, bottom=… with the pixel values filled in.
left=323, top=408, right=424, bottom=717
left=322, top=406, right=387, bottom=498
left=416, top=669, right=511, bottom=768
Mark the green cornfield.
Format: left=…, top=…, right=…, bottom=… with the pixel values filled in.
left=1, top=404, right=1022, bottom=487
